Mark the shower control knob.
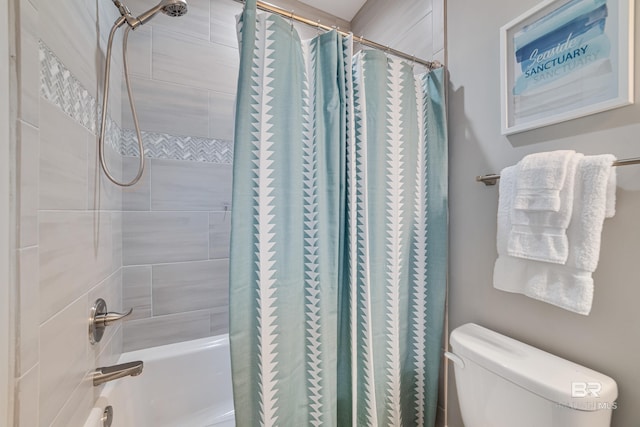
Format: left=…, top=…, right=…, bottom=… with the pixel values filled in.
left=102, top=406, right=113, bottom=427
left=89, top=298, right=133, bottom=344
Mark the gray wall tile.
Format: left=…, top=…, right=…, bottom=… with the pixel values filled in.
left=18, top=0, right=127, bottom=425
left=127, top=0, right=211, bottom=40
left=209, top=211, right=231, bottom=259
left=391, top=13, right=434, bottom=64
left=210, top=0, right=243, bottom=48
left=152, top=259, right=229, bottom=315
left=210, top=306, right=229, bottom=336
left=106, top=56, right=124, bottom=129
left=150, top=159, right=232, bottom=211
left=39, top=211, right=116, bottom=323
left=18, top=0, right=39, bottom=127
left=268, top=0, right=351, bottom=30
left=94, top=324, right=123, bottom=369
left=87, top=132, right=123, bottom=212
left=122, top=76, right=210, bottom=137
left=96, top=0, right=123, bottom=43
left=152, top=29, right=238, bottom=94
left=123, top=265, right=152, bottom=320
left=39, top=0, right=99, bottom=93
left=112, top=212, right=123, bottom=272
left=352, top=0, right=434, bottom=61
left=48, top=374, right=93, bottom=427
left=18, top=247, right=39, bottom=377
left=39, top=297, right=89, bottom=427
left=18, top=121, right=39, bottom=248
left=17, top=365, right=39, bottom=427
left=432, top=0, right=445, bottom=54
left=123, top=211, right=209, bottom=265
left=433, top=48, right=445, bottom=65
left=39, top=100, right=89, bottom=210
left=209, top=90, right=235, bottom=140
left=125, top=24, right=152, bottom=79
left=123, top=310, right=212, bottom=351
left=122, top=156, right=151, bottom=211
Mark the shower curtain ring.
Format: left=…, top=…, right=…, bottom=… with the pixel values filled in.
left=289, top=10, right=294, bottom=31
left=316, top=19, right=321, bottom=34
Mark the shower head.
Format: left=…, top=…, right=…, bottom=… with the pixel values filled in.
left=135, top=0, right=188, bottom=27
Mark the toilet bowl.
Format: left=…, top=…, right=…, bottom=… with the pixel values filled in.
left=446, top=323, right=617, bottom=427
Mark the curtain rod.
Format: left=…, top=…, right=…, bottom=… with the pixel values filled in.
left=232, top=0, right=442, bottom=70
left=476, top=156, right=640, bottom=186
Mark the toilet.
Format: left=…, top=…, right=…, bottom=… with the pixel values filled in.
left=446, top=323, right=617, bottom=427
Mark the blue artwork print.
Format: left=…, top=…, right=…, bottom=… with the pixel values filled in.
left=513, top=0, right=610, bottom=95
left=509, top=0, right=620, bottom=125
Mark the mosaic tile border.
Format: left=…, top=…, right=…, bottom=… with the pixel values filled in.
left=40, top=41, right=234, bottom=164
left=121, top=129, right=234, bottom=164
left=39, top=41, right=121, bottom=152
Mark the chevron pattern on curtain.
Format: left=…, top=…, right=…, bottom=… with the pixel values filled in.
left=230, top=2, right=448, bottom=426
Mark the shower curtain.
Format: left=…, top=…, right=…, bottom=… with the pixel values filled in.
left=229, top=1, right=447, bottom=426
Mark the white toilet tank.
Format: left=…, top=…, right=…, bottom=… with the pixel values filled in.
left=448, top=323, right=617, bottom=427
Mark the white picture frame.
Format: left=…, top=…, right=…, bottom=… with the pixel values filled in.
left=500, top=0, right=634, bottom=135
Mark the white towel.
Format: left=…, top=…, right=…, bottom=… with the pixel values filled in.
left=494, top=165, right=523, bottom=294
left=513, top=150, right=576, bottom=212
left=494, top=154, right=617, bottom=315
left=507, top=153, right=582, bottom=264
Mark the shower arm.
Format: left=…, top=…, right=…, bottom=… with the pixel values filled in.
left=98, top=20, right=146, bottom=187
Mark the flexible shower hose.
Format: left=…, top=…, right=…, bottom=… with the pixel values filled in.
left=98, top=21, right=145, bottom=187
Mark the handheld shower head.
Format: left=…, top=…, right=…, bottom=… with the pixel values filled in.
left=161, top=0, right=188, bottom=17
left=135, top=0, right=188, bottom=27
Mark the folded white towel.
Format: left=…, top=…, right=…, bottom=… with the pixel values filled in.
left=494, top=165, right=523, bottom=294
left=494, top=154, right=617, bottom=315
left=513, top=150, right=576, bottom=212
left=571, top=154, right=616, bottom=272
left=507, top=153, right=582, bottom=264
left=605, top=165, right=616, bottom=218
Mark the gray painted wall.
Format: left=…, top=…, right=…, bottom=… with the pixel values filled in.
left=447, top=1, right=640, bottom=426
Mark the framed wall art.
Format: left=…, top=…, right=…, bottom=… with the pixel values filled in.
left=500, top=0, right=634, bottom=135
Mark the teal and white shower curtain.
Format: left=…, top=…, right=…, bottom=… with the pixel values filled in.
left=230, top=1, right=447, bottom=426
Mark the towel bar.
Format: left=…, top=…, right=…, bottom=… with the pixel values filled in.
left=476, top=156, right=640, bottom=186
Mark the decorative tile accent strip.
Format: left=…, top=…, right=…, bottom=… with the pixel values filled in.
left=39, top=41, right=233, bottom=164
left=39, top=41, right=122, bottom=153
left=121, top=129, right=234, bottom=164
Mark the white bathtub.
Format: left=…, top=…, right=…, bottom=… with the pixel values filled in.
left=84, top=335, right=235, bottom=427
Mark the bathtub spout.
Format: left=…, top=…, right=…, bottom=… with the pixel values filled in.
left=92, top=360, right=144, bottom=386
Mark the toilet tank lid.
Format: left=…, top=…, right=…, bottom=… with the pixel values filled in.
left=450, top=323, right=618, bottom=410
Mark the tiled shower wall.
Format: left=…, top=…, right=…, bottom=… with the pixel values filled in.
left=352, top=0, right=445, bottom=65
left=119, top=0, right=241, bottom=351
left=14, top=0, right=126, bottom=425
left=118, top=0, right=351, bottom=351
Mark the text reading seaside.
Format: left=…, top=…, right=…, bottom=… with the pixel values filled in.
left=512, top=0, right=610, bottom=96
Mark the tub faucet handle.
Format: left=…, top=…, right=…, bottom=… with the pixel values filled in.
left=90, top=298, right=134, bottom=344
left=98, top=307, right=133, bottom=326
